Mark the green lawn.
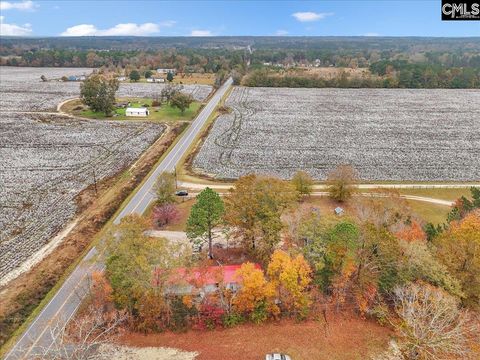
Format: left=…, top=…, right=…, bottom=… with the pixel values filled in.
left=79, top=98, right=202, bottom=122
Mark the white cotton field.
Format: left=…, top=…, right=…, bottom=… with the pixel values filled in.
left=0, top=66, right=176, bottom=281
left=193, top=86, right=480, bottom=181
left=0, top=112, right=165, bottom=280
left=0, top=67, right=212, bottom=112
left=0, top=67, right=93, bottom=111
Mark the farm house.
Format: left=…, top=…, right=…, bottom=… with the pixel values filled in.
left=126, top=107, right=149, bottom=117
left=160, top=264, right=262, bottom=296
left=156, top=68, right=176, bottom=74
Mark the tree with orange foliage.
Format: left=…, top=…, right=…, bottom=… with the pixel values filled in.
left=434, top=212, right=480, bottom=308
left=234, top=262, right=278, bottom=323
left=395, top=220, right=427, bottom=242
left=90, top=270, right=113, bottom=310
left=267, top=250, right=312, bottom=318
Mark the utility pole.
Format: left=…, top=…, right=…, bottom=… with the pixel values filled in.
left=92, top=168, right=98, bottom=196
left=174, top=166, right=178, bottom=189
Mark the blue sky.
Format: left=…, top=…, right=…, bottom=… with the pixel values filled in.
left=1, top=0, right=479, bottom=37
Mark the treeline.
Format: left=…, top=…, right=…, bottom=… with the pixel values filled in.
left=243, top=65, right=480, bottom=88
left=369, top=60, right=480, bottom=88
left=243, top=69, right=384, bottom=88
left=2, top=36, right=479, bottom=53
left=251, top=48, right=480, bottom=68
left=0, top=48, right=246, bottom=74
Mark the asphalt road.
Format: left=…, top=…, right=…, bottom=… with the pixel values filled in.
left=4, top=77, right=232, bottom=360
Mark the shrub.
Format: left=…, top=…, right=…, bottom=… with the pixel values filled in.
left=194, top=304, right=225, bottom=330
left=222, top=312, right=245, bottom=328
left=152, top=204, right=180, bottom=228
left=251, top=302, right=269, bottom=324
left=170, top=297, right=196, bottom=332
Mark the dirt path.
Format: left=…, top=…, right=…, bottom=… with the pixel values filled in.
left=179, top=180, right=479, bottom=191
left=182, top=184, right=457, bottom=207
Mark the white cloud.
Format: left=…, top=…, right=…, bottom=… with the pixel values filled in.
left=275, top=29, right=288, bottom=36
left=0, top=0, right=36, bottom=11
left=292, top=11, right=333, bottom=22
left=363, top=32, right=380, bottom=37
left=0, top=15, right=32, bottom=35
left=60, top=22, right=160, bottom=36
left=190, top=29, right=212, bottom=36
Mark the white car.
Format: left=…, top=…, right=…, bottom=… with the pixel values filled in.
left=265, top=354, right=291, bottom=360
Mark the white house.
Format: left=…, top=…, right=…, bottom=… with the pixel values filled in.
left=147, top=77, right=166, bottom=83
left=117, top=76, right=127, bottom=81
left=156, top=68, right=176, bottom=75
left=126, top=107, right=149, bottom=117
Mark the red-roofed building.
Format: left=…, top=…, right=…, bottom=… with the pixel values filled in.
left=153, top=264, right=262, bottom=297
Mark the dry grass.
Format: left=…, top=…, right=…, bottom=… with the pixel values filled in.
left=119, top=316, right=391, bottom=360
left=303, top=195, right=450, bottom=225
left=172, top=73, right=216, bottom=86
left=396, top=188, right=474, bottom=202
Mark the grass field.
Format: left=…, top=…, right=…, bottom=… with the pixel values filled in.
left=172, top=73, right=216, bottom=86
left=396, top=187, right=474, bottom=201
left=77, top=98, right=202, bottom=122
left=128, top=73, right=215, bottom=86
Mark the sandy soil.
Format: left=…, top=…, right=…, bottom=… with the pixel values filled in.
left=99, top=344, right=198, bottom=360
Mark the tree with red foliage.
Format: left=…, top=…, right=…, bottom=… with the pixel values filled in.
left=152, top=204, right=180, bottom=228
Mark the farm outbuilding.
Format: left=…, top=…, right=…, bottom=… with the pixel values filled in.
left=126, top=107, right=149, bottom=117
left=156, top=68, right=176, bottom=74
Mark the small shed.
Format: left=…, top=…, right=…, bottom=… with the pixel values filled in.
left=126, top=107, right=149, bottom=117
left=334, top=207, right=344, bottom=216
left=117, top=76, right=126, bottom=81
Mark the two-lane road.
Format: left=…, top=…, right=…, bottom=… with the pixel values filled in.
left=4, top=78, right=233, bottom=359
left=114, top=77, right=233, bottom=223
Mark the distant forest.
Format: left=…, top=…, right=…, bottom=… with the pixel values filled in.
left=1, top=36, right=479, bottom=88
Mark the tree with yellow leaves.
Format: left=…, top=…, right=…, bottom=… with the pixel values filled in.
left=267, top=250, right=312, bottom=318
left=234, top=262, right=279, bottom=323
left=434, top=211, right=480, bottom=308
left=225, top=174, right=299, bottom=260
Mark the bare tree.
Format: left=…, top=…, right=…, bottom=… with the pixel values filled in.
left=326, top=165, right=358, bottom=202
left=32, top=305, right=126, bottom=359
left=388, top=282, right=479, bottom=360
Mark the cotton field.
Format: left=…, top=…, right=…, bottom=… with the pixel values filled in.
left=0, top=67, right=176, bottom=282
left=193, top=86, right=480, bottom=181
left=0, top=112, right=165, bottom=280
left=0, top=67, right=212, bottom=112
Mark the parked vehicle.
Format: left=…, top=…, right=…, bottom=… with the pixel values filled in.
left=175, top=190, right=189, bottom=196
left=266, top=354, right=291, bottom=360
